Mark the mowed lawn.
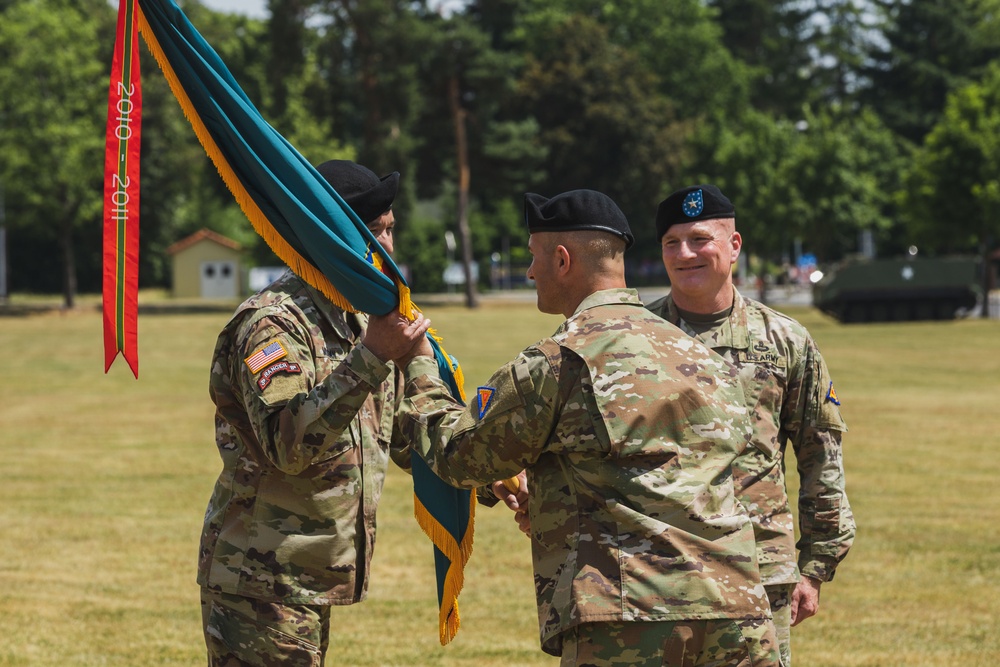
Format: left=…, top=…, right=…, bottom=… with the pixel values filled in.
left=1, top=297, right=998, bottom=666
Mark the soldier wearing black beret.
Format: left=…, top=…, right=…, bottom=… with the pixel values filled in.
left=316, top=159, right=399, bottom=226
left=646, top=184, right=855, bottom=667
left=198, top=159, right=434, bottom=666
left=521, top=189, right=634, bottom=315
left=524, top=189, right=635, bottom=249
left=368, top=187, right=781, bottom=665
left=654, top=184, right=735, bottom=241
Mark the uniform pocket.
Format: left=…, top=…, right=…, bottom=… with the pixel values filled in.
left=206, top=601, right=322, bottom=667
left=738, top=360, right=787, bottom=461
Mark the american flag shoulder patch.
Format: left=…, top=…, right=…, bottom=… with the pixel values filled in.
left=245, top=340, right=287, bottom=373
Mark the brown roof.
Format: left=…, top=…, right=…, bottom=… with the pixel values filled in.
left=166, top=228, right=242, bottom=255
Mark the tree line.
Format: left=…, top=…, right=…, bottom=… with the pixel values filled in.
left=1, top=0, right=999, bottom=306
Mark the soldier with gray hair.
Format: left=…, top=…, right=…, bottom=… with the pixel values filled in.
left=648, top=184, right=856, bottom=666
left=370, top=189, right=781, bottom=667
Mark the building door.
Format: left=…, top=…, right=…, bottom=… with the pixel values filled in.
left=200, top=260, right=237, bottom=298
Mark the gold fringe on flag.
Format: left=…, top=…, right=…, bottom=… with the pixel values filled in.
left=413, top=490, right=477, bottom=644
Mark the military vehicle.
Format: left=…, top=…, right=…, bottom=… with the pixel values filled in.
left=812, top=256, right=983, bottom=323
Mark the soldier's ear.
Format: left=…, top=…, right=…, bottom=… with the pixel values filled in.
left=730, top=231, right=743, bottom=263
left=555, top=244, right=571, bottom=275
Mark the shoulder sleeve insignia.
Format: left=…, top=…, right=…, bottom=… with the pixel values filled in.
left=257, top=361, right=302, bottom=390
left=826, top=381, right=841, bottom=405
left=476, top=386, right=496, bottom=419
left=245, top=340, right=287, bottom=374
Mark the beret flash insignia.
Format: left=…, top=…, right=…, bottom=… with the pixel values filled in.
left=682, top=189, right=704, bottom=217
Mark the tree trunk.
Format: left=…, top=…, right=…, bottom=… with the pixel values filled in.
left=59, top=219, right=77, bottom=309
left=449, top=74, right=477, bottom=308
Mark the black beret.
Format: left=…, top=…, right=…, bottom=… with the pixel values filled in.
left=316, top=159, right=399, bottom=224
left=524, top=189, right=634, bottom=249
left=655, top=184, right=735, bottom=240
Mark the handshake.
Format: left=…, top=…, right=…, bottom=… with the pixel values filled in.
left=362, top=310, right=434, bottom=367
left=363, top=309, right=532, bottom=536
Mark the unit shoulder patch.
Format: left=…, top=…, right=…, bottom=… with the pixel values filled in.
left=826, top=381, right=841, bottom=405
left=476, top=386, right=496, bottom=419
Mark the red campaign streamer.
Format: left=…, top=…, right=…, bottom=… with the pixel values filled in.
left=103, top=0, right=142, bottom=378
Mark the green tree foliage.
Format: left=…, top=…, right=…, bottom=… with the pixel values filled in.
left=863, top=0, right=1000, bottom=144
left=704, top=106, right=904, bottom=263
left=513, top=14, right=692, bottom=256
left=404, top=11, right=544, bottom=293
left=701, top=110, right=803, bottom=261
left=902, top=63, right=1000, bottom=254
left=780, top=107, right=903, bottom=260
left=802, top=0, right=879, bottom=105
left=708, top=0, right=815, bottom=118
left=0, top=0, right=113, bottom=305
left=3, top=0, right=998, bottom=299
left=504, top=0, right=750, bottom=121
left=314, top=0, right=428, bottom=191
left=263, top=0, right=353, bottom=166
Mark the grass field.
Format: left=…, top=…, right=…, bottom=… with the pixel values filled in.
left=1, top=297, right=998, bottom=666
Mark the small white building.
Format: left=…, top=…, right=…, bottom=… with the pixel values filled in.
left=166, top=228, right=243, bottom=299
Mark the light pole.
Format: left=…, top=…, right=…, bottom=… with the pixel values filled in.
left=0, top=185, right=7, bottom=303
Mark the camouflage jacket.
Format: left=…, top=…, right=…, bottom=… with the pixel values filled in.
left=645, top=289, right=855, bottom=584
left=199, top=270, right=405, bottom=605
left=397, top=288, right=769, bottom=656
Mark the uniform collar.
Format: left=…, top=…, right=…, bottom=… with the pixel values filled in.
left=571, top=288, right=643, bottom=317
left=665, top=288, right=751, bottom=350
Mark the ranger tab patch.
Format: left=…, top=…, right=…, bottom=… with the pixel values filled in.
left=826, top=381, right=841, bottom=405
left=258, top=361, right=302, bottom=390
left=245, top=340, right=287, bottom=373
left=477, top=386, right=496, bottom=419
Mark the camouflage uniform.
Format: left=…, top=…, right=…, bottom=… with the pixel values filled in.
left=646, top=289, right=855, bottom=666
left=199, top=270, right=405, bottom=663
left=397, top=288, right=780, bottom=665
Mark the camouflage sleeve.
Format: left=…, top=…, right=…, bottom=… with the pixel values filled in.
left=236, top=312, right=391, bottom=475
left=396, top=350, right=560, bottom=489
left=785, top=337, right=855, bottom=582
left=388, top=365, right=413, bottom=473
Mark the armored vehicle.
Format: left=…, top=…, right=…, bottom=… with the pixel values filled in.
left=812, top=256, right=982, bottom=323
